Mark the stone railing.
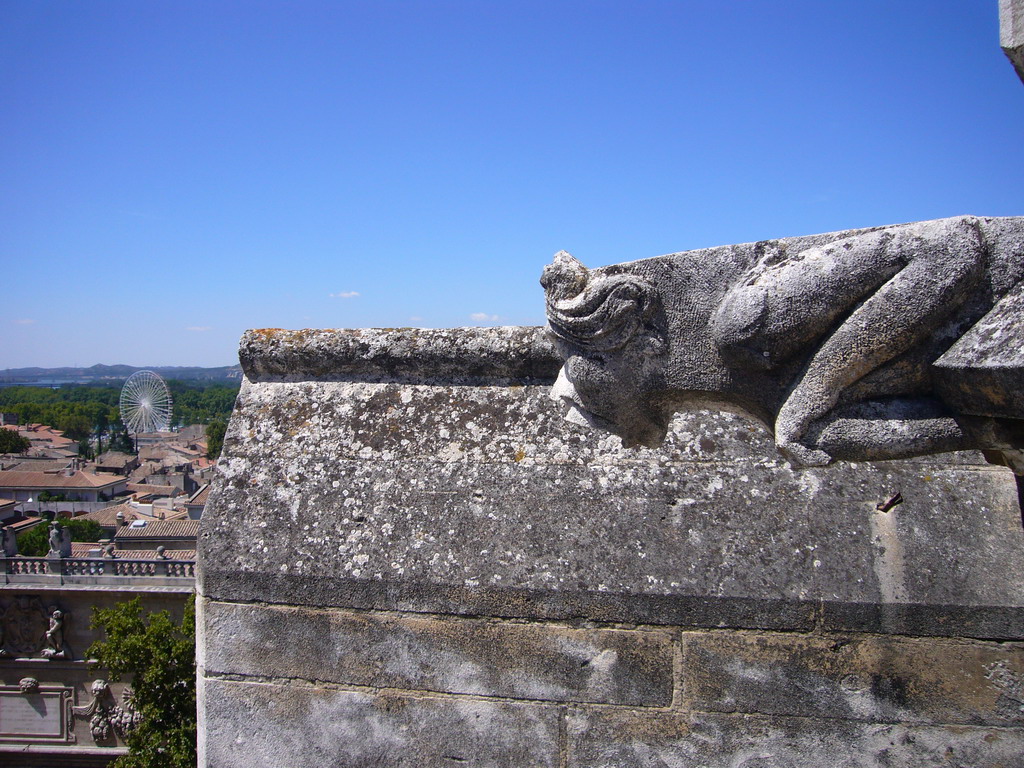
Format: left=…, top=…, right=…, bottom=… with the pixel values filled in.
left=1, top=556, right=195, bottom=585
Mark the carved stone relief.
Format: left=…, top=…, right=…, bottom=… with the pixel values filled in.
left=18, top=677, right=39, bottom=694
left=72, top=679, right=139, bottom=744
left=0, top=597, right=70, bottom=660
left=1, top=596, right=49, bottom=657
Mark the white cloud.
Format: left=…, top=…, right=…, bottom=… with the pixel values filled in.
left=186, top=326, right=212, bottom=332
left=14, top=318, right=34, bottom=325
left=408, top=316, right=424, bottom=323
left=330, top=291, right=360, bottom=299
left=470, top=312, right=499, bottom=322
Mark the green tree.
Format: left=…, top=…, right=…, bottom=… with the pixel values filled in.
left=16, top=518, right=104, bottom=556
left=0, top=382, right=238, bottom=438
left=205, top=419, right=226, bottom=460
left=0, top=429, right=30, bottom=454
left=109, top=426, right=136, bottom=455
left=87, top=597, right=196, bottom=768
left=78, top=436, right=95, bottom=460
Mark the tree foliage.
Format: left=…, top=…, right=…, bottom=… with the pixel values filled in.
left=88, top=596, right=197, bottom=768
left=205, top=419, right=226, bottom=460
left=169, top=381, right=238, bottom=426
left=108, top=426, right=136, bottom=455
left=16, top=518, right=105, bottom=556
left=0, top=429, right=31, bottom=454
left=0, top=382, right=238, bottom=438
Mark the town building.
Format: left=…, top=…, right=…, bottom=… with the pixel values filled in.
left=185, top=483, right=209, bottom=519
left=2, top=423, right=78, bottom=457
left=0, top=558, right=193, bottom=765
left=0, top=470, right=127, bottom=505
left=92, top=452, right=139, bottom=476
left=113, top=519, right=200, bottom=555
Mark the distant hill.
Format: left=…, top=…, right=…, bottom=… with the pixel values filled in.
left=0, top=363, right=243, bottom=386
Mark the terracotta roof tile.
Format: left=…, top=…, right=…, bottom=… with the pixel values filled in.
left=95, top=452, right=136, bottom=468
left=69, top=542, right=195, bottom=559
left=0, top=470, right=126, bottom=490
left=115, top=548, right=196, bottom=560
left=114, top=519, right=200, bottom=539
left=77, top=502, right=141, bottom=527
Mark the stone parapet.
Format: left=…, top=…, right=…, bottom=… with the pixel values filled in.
left=1003, top=0, right=1024, bottom=84
left=2, top=556, right=195, bottom=587
left=238, top=326, right=561, bottom=384
left=199, top=325, right=1024, bottom=766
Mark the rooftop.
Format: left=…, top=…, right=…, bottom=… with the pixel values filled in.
left=78, top=501, right=188, bottom=527
left=95, top=451, right=137, bottom=468
left=188, top=483, right=211, bottom=506
left=77, top=501, right=141, bottom=527
left=127, top=482, right=181, bottom=497
left=114, top=519, right=200, bottom=539
left=0, top=470, right=126, bottom=490
left=69, top=541, right=196, bottom=559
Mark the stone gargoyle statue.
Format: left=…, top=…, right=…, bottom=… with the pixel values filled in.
left=542, top=215, right=1024, bottom=470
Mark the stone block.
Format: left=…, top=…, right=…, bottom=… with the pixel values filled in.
left=237, top=325, right=562, bottom=384
left=1003, top=0, right=1024, bottom=84
left=201, top=678, right=560, bottom=768
left=200, top=364, right=1024, bottom=635
left=202, top=600, right=674, bottom=706
left=565, top=710, right=1024, bottom=768
left=935, top=278, right=1024, bottom=419
left=681, top=630, right=1024, bottom=726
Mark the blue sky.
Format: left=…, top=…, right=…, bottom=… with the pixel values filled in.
left=2, top=1, right=1021, bottom=368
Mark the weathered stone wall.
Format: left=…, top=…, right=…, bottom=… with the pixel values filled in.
left=198, top=326, right=1024, bottom=767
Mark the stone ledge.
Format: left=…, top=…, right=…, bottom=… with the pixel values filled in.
left=198, top=573, right=822, bottom=633
left=202, top=599, right=674, bottom=707
left=238, top=326, right=561, bottom=384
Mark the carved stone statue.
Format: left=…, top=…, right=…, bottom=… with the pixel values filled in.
left=47, top=523, right=61, bottom=557
left=40, top=609, right=66, bottom=659
left=46, top=523, right=71, bottom=558
left=542, top=215, right=1024, bottom=468
left=1, top=525, right=16, bottom=557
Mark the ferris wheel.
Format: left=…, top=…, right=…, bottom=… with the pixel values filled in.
left=119, top=371, right=173, bottom=434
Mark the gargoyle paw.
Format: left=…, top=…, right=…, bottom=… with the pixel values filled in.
left=778, top=440, right=832, bottom=468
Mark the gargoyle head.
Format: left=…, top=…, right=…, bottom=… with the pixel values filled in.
left=541, top=251, right=669, bottom=447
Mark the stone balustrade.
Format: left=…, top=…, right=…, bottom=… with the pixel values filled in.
left=1, top=556, right=195, bottom=585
